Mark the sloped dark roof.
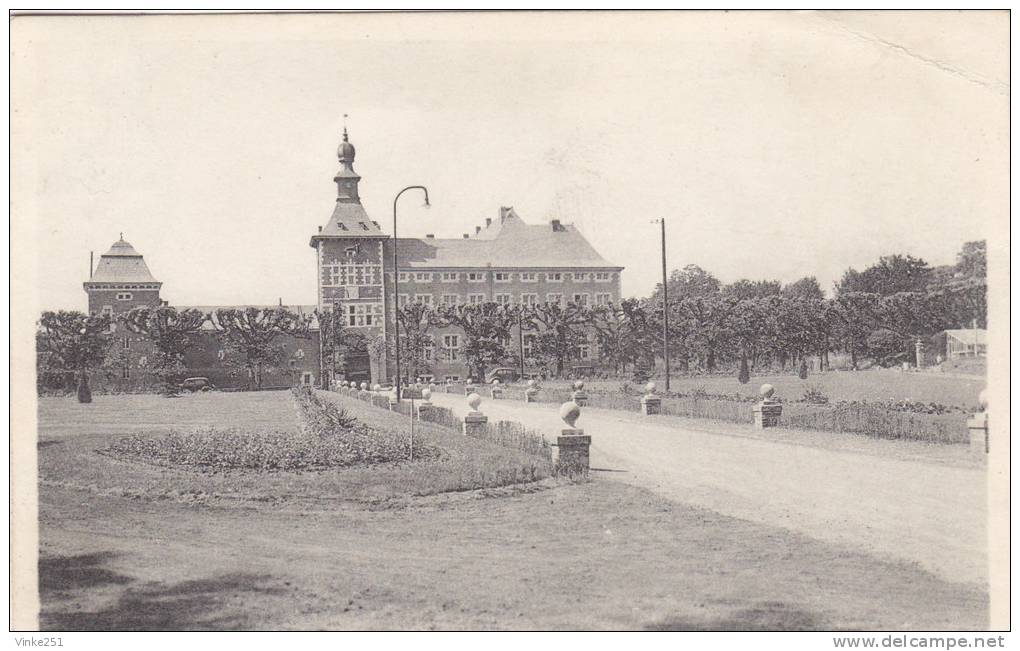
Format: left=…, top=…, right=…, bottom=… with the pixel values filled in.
left=395, top=210, right=621, bottom=269
left=313, top=201, right=385, bottom=241
left=86, top=238, right=160, bottom=284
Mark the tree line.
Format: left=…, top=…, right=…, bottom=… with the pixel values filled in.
left=37, top=240, right=986, bottom=401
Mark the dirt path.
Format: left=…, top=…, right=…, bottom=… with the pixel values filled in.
left=426, top=392, right=988, bottom=586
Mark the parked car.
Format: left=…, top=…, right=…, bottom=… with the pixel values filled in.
left=180, top=377, right=215, bottom=392
left=485, top=367, right=522, bottom=384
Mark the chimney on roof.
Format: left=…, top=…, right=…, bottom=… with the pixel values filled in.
left=462, top=234, right=469, bottom=239
left=318, top=225, right=322, bottom=232
left=551, top=219, right=564, bottom=232
left=89, top=251, right=94, bottom=279
left=475, top=226, right=481, bottom=235
left=279, top=297, right=283, bottom=307
left=485, top=218, right=492, bottom=227
left=426, top=234, right=435, bottom=239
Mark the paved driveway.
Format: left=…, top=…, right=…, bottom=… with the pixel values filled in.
left=424, top=391, right=987, bottom=586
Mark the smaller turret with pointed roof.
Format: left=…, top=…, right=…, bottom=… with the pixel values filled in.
left=83, top=235, right=163, bottom=316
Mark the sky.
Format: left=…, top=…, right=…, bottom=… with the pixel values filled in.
left=11, top=11, right=1009, bottom=310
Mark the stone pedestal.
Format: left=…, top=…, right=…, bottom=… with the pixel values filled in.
left=463, top=412, right=488, bottom=437
left=571, top=391, right=588, bottom=407
left=640, top=395, right=661, bottom=415
left=556, top=429, right=591, bottom=475
left=417, top=403, right=435, bottom=421
left=968, top=412, right=989, bottom=455
left=524, top=388, right=539, bottom=403
left=753, top=401, right=783, bottom=429
left=465, top=384, right=476, bottom=396
left=490, top=386, right=503, bottom=399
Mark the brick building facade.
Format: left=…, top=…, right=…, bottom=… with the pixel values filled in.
left=78, top=129, right=623, bottom=391
left=310, top=130, right=624, bottom=385
left=83, top=238, right=320, bottom=391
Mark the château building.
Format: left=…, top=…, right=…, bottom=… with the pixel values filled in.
left=79, top=128, right=623, bottom=390
left=310, top=129, right=624, bottom=384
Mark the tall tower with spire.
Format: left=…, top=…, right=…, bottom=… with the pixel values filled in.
left=83, top=235, right=162, bottom=316
left=310, top=127, right=388, bottom=384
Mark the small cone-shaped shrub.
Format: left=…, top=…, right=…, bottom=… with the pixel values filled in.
left=76, top=374, right=92, bottom=404
left=799, top=359, right=808, bottom=380
left=737, top=355, right=750, bottom=384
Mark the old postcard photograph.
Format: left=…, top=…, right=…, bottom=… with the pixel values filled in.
left=9, top=9, right=1010, bottom=638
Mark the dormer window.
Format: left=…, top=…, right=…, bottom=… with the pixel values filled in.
left=359, top=222, right=370, bottom=231
left=338, top=223, right=348, bottom=231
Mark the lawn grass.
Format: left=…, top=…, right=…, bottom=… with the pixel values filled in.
left=540, top=367, right=985, bottom=408
left=38, top=391, right=553, bottom=505
left=36, top=390, right=988, bottom=630
left=38, top=479, right=987, bottom=630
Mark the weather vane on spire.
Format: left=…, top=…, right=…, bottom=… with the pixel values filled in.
left=343, top=113, right=349, bottom=141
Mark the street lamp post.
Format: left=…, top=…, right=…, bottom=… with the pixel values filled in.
left=392, top=185, right=430, bottom=400
left=652, top=218, right=670, bottom=391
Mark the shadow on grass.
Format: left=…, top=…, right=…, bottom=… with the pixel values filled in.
left=40, top=552, right=283, bottom=631
left=644, top=601, right=830, bottom=631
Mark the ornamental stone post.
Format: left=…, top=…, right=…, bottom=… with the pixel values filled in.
left=556, top=401, right=590, bottom=475
left=490, top=379, right=503, bottom=399
left=752, top=383, right=782, bottom=429
left=444, top=379, right=452, bottom=393
left=388, top=387, right=399, bottom=410
left=465, top=378, right=477, bottom=396
left=417, top=387, right=435, bottom=420
left=463, top=393, right=488, bottom=437
left=524, top=379, right=540, bottom=403
left=571, top=380, right=588, bottom=407
left=915, top=339, right=925, bottom=369
left=640, top=381, right=661, bottom=415
left=968, top=390, right=989, bottom=455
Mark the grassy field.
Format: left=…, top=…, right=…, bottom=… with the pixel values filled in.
left=39, top=392, right=553, bottom=503
left=536, top=368, right=985, bottom=407
left=37, top=391, right=988, bottom=630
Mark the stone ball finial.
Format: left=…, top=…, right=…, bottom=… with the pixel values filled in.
left=560, top=401, right=581, bottom=428
left=349, top=381, right=356, bottom=388
left=573, top=380, right=585, bottom=391
left=759, top=383, right=775, bottom=399
left=978, top=389, right=988, bottom=411
left=422, top=388, right=432, bottom=400
left=360, top=382, right=368, bottom=390
left=527, top=379, right=537, bottom=388
left=645, top=381, right=656, bottom=395
left=492, top=378, right=500, bottom=385
left=373, top=383, right=381, bottom=391
left=467, top=392, right=482, bottom=411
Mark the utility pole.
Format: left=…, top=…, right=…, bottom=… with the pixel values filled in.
left=518, top=308, right=526, bottom=381
left=653, top=218, right=671, bottom=391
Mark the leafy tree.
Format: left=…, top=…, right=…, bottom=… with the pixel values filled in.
left=438, top=302, right=519, bottom=380
left=956, top=240, right=986, bottom=279
left=781, top=276, right=825, bottom=301
left=838, top=254, right=933, bottom=296
left=211, top=307, right=312, bottom=390
left=723, top=279, right=782, bottom=301
left=649, top=264, right=721, bottom=305
left=121, top=306, right=207, bottom=394
left=523, top=301, right=593, bottom=377
left=396, top=303, right=438, bottom=381
left=866, top=328, right=908, bottom=367
left=738, top=354, right=750, bottom=384
left=590, top=301, right=647, bottom=373
left=827, top=292, right=880, bottom=369
left=37, top=311, right=115, bottom=402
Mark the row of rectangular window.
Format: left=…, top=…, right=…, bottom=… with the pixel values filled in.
left=398, top=292, right=614, bottom=307
left=421, top=334, right=594, bottom=362
left=396, top=271, right=615, bottom=283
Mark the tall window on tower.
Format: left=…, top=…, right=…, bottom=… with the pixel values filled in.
left=346, top=303, right=383, bottom=327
